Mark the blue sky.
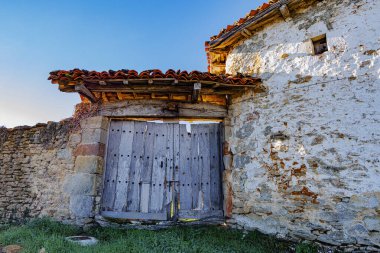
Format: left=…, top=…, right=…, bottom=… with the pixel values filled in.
left=0, top=0, right=266, bottom=127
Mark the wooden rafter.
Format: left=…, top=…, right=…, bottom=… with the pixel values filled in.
left=75, top=84, right=97, bottom=103
left=280, top=4, right=292, bottom=21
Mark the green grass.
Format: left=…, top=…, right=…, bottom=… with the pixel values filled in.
left=0, top=218, right=319, bottom=253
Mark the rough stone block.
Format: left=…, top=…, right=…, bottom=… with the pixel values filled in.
left=74, top=143, right=105, bottom=157
left=318, top=231, right=356, bottom=246
left=80, top=116, right=108, bottom=130
left=64, top=173, right=97, bottom=196
left=292, top=229, right=317, bottom=241
left=81, top=128, right=108, bottom=145
left=364, top=217, right=380, bottom=231
left=57, top=148, right=72, bottom=160
left=223, top=155, right=233, bottom=170
left=233, top=154, right=251, bottom=169
left=75, top=156, right=104, bottom=174
left=68, top=133, right=81, bottom=147
left=70, top=195, right=94, bottom=218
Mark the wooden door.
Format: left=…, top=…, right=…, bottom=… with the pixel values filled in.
left=101, top=120, right=174, bottom=220
left=177, top=123, right=223, bottom=220
left=101, top=120, right=223, bottom=221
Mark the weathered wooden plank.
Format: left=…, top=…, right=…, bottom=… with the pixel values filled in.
left=150, top=124, right=168, bottom=212
left=218, top=122, right=225, bottom=210
left=102, top=121, right=123, bottom=211
left=199, top=124, right=211, bottom=211
left=178, top=210, right=223, bottom=220
left=178, top=103, right=227, bottom=118
left=172, top=123, right=180, bottom=219
left=165, top=124, right=174, bottom=207
left=190, top=124, right=200, bottom=210
left=102, top=211, right=167, bottom=221
left=113, top=121, right=135, bottom=212
left=179, top=124, right=192, bottom=210
left=140, top=183, right=150, bottom=213
left=139, top=122, right=155, bottom=213
left=140, top=122, right=155, bottom=182
left=99, top=100, right=227, bottom=118
left=126, top=122, right=146, bottom=212
left=209, top=124, right=222, bottom=211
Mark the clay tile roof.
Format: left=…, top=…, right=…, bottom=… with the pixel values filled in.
left=208, top=0, right=280, bottom=44
left=48, top=69, right=260, bottom=86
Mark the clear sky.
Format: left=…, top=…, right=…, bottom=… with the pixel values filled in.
left=0, top=0, right=266, bottom=128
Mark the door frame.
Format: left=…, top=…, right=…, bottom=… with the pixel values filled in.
left=100, top=117, right=225, bottom=222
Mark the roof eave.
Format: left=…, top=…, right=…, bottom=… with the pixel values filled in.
left=208, top=0, right=311, bottom=51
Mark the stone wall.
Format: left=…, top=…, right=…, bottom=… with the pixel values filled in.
left=0, top=116, right=109, bottom=226
left=224, top=0, right=380, bottom=250
left=0, top=121, right=76, bottom=223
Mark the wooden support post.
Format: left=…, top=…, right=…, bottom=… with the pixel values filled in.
left=102, top=92, right=109, bottom=102
left=280, top=4, right=292, bottom=22
left=75, top=84, right=98, bottom=103
left=192, top=83, right=201, bottom=103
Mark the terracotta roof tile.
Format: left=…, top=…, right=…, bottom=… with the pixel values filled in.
left=48, top=69, right=260, bottom=86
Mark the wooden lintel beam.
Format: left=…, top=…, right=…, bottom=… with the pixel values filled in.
left=280, top=4, right=292, bottom=21
left=99, top=100, right=228, bottom=118
left=75, top=84, right=97, bottom=103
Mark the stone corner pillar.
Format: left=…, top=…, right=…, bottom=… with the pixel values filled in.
left=66, top=116, right=109, bottom=225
